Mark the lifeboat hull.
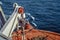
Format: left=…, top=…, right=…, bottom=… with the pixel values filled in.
left=12, top=24, right=60, bottom=40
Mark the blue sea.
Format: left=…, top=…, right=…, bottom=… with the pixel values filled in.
left=0, top=0, right=60, bottom=33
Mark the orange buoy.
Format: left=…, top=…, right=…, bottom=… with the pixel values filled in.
left=18, top=7, right=24, bottom=14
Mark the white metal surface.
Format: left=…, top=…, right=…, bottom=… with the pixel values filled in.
left=0, top=3, right=25, bottom=40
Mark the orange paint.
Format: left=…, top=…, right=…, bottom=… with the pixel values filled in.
left=12, top=24, right=60, bottom=40
left=25, top=23, right=33, bottom=29
left=18, top=7, right=24, bottom=14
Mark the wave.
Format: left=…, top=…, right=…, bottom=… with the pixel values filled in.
left=31, top=21, right=37, bottom=27
left=26, top=13, right=37, bottom=27
left=26, top=13, right=35, bottom=21
left=0, top=1, right=2, bottom=5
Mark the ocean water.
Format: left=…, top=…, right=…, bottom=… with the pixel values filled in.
left=0, top=0, right=60, bottom=33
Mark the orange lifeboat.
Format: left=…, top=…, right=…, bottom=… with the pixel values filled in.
left=12, top=32, right=18, bottom=40
left=12, top=23, right=60, bottom=40
left=12, top=6, right=60, bottom=40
